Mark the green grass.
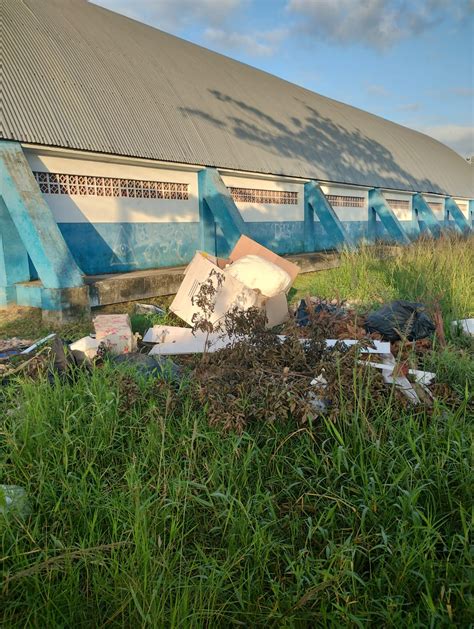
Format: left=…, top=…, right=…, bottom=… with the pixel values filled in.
left=1, top=236, right=473, bottom=626
left=293, top=235, right=474, bottom=325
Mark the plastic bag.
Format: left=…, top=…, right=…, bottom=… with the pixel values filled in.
left=226, top=254, right=292, bottom=297
left=364, top=300, right=435, bottom=341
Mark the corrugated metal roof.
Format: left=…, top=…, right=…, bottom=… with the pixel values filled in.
left=2, top=0, right=473, bottom=197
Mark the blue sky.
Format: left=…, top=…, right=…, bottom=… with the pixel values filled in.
left=93, top=0, right=473, bottom=157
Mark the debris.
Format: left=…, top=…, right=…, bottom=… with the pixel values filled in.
left=0, top=485, right=30, bottom=519
left=144, top=325, right=240, bottom=355
left=143, top=325, right=391, bottom=356
left=359, top=360, right=436, bottom=386
left=170, top=235, right=298, bottom=329
left=112, top=353, right=180, bottom=380
left=296, top=298, right=346, bottom=326
left=364, top=300, right=435, bottom=341
left=378, top=352, right=421, bottom=403
left=225, top=254, right=292, bottom=297
left=451, top=318, right=474, bottom=336
left=20, top=333, right=57, bottom=355
left=134, top=303, right=166, bottom=316
left=0, top=338, right=35, bottom=359
left=93, top=314, right=136, bottom=355
left=69, top=336, right=100, bottom=360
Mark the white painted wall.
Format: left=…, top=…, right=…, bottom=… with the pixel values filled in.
left=423, top=195, right=445, bottom=220
left=381, top=190, right=413, bottom=221
left=220, top=174, right=304, bottom=222
left=320, top=185, right=368, bottom=221
left=454, top=198, right=469, bottom=219
left=25, top=150, right=199, bottom=223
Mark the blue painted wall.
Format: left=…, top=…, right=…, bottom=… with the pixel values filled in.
left=57, top=222, right=200, bottom=274
left=53, top=217, right=436, bottom=278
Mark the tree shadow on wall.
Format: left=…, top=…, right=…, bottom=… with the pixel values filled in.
left=181, top=90, right=442, bottom=194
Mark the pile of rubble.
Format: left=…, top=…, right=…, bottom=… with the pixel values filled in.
left=1, top=236, right=472, bottom=431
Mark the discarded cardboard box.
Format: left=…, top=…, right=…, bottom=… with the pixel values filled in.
left=170, top=236, right=299, bottom=329
left=93, top=314, right=135, bottom=355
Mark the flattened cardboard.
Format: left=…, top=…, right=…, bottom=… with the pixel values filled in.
left=144, top=325, right=241, bottom=355
left=170, top=237, right=298, bottom=329
left=170, top=253, right=257, bottom=327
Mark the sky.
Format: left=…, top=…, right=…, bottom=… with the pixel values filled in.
left=92, top=0, right=474, bottom=158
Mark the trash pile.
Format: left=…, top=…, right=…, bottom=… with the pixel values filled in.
left=1, top=236, right=471, bottom=431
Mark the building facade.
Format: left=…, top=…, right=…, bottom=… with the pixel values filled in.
left=1, top=0, right=472, bottom=317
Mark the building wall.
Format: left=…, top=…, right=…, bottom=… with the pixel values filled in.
left=24, top=149, right=200, bottom=274
left=21, top=147, right=471, bottom=277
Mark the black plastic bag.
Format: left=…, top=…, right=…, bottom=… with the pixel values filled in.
left=296, top=299, right=346, bottom=327
left=364, top=300, right=435, bottom=341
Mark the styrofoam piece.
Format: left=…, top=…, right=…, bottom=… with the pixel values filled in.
left=69, top=336, right=100, bottom=359
left=145, top=325, right=241, bottom=355
left=451, top=318, right=474, bottom=336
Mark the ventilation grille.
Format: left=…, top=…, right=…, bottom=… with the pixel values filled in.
left=326, top=195, right=365, bottom=207
left=33, top=172, right=189, bottom=199
left=229, top=187, right=298, bottom=205
left=387, top=198, right=410, bottom=211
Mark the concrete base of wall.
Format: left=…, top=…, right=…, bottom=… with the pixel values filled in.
left=289, top=251, right=340, bottom=273
left=0, top=285, right=17, bottom=307
left=87, top=266, right=187, bottom=307
left=5, top=251, right=341, bottom=320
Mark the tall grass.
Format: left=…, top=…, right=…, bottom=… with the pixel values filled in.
left=1, top=236, right=473, bottom=626
left=294, top=235, right=474, bottom=324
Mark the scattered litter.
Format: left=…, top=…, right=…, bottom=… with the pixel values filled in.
left=143, top=326, right=391, bottom=357
left=20, top=333, right=56, bottom=355
left=170, top=235, right=298, bottom=329
left=0, top=485, right=30, bottom=519
left=144, top=325, right=240, bottom=355
left=69, top=336, right=100, bottom=360
left=225, top=254, right=292, bottom=297
left=364, top=300, right=435, bottom=341
left=134, top=303, right=166, bottom=316
left=296, top=298, right=346, bottom=326
left=0, top=338, right=35, bottom=359
left=451, top=318, right=474, bottom=336
left=93, top=314, right=136, bottom=355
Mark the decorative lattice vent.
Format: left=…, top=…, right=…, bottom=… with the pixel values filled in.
left=326, top=195, right=365, bottom=208
left=229, top=187, right=298, bottom=205
left=387, top=199, right=410, bottom=211
left=33, top=172, right=189, bottom=200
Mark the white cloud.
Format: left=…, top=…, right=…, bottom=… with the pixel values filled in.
left=91, top=0, right=244, bottom=32
left=397, top=103, right=421, bottom=111
left=366, top=83, right=390, bottom=97
left=286, top=0, right=473, bottom=50
left=417, top=124, right=474, bottom=157
left=449, top=87, right=474, bottom=97
left=205, top=28, right=287, bottom=57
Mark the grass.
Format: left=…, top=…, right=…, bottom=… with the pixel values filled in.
left=1, top=235, right=473, bottom=626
